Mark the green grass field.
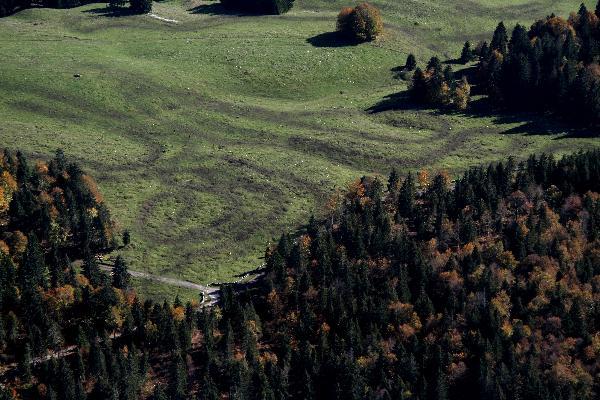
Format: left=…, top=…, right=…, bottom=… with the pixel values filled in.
left=1, top=0, right=598, bottom=299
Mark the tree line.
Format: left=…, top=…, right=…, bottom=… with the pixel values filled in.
left=408, top=1, right=600, bottom=124
left=2, top=147, right=600, bottom=399
left=477, top=2, right=600, bottom=124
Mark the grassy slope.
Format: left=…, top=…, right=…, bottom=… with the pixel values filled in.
left=0, top=0, right=598, bottom=298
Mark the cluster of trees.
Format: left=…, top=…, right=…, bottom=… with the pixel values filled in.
left=172, top=149, right=600, bottom=399
left=220, top=0, right=293, bottom=15
left=2, top=146, right=600, bottom=399
left=337, top=2, right=383, bottom=42
left=477, top=2, right=600, bottom=123
left=0, top=149, right=196, bottom=399
left=197, top=149, right=600, bottom=399
left=409, top=56, right=471, bottom=110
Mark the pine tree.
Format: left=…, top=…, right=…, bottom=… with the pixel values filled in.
left=398, top=173, right=415, bottom=219
left=405, top=53, right=417, bottom=71
left=122, top=230, right=131, bottom=246
left=479, top=41, right=490, bottom=60
left=426, top=56, right=442, bottom=74
left=151, top=386, right=168, bottom=400
left=112, top=255, right=131, bottom=289
left=460, top=41, right=474, bottom=64
left=19, top=233, right=49, bottom=291
left=19, top=343, right=32, bottom=382
left=83, top=249, right=102, bottom=287
left=387, top=168, right=400, bottom=195
left=169, top=352, right=188, bottom=400
left=410, top=67, right=428, bottom=103
left=490, top=21, right=508, bottom=55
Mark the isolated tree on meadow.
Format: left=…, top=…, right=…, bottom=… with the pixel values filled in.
left=122, top=229, right=131, bottom=246
left=337, top=3, right=383, bottom=41
left=405, top=53, right=417, bottom=70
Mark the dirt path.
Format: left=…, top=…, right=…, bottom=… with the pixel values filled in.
left=98, top=264, right=221, bottom=305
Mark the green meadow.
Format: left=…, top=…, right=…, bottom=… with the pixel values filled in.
left=1, top=0, right=598, bottom=299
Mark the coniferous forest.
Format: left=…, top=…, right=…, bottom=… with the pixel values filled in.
left=1, top=148, right=600, bottom=399
left=409, top=1, right=600, bottom=124
left=2, top=0, right=600, bottom=399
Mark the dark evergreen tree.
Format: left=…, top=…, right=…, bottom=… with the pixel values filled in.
left=112, top=255, right=131, bottom=289
left=405, top=53, right=417, bottom=71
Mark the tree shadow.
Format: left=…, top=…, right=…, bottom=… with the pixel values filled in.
left=306, top=31, right=360, bottom=48
left=455, top=98, right=599, bottom=138
left=83, top=6, right=137, bottom=17
left=443, top=58, right=465, bottom=65
left=367, top=91, right=428, bottom=114
left=188, top=2, right=259, bottom=15
left=368, top=92, right=599, bottom=139
left=391, top=66, right=415, bottom=80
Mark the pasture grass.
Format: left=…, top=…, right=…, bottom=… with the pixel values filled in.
left=1, top=0, right=597, bottom=299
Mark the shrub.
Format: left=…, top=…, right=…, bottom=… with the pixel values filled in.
left=220, top=0, right=294, bottom=15
left=351, top=3, right=383, bottom=41
left=130, top=0, right=151, bottom=13
left=337, top=3, right=383, bottom=42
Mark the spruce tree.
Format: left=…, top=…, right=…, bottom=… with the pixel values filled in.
left=490, top=21, right=508, bottom=55
left=460, top=41, right=474, bottom=64
left=398, top=173, right=415, bottom=219
left=169, top=352, right=188, bottom=400
left=405, top=53, right=417, bottom=71
left=112, top=255, right=131, bottom=289
left=19, top=343, right=32, bottom=382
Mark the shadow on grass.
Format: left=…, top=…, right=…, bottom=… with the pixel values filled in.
left=368, top=92, right=599, bottom=139
left=306, top=31, right=360, bottom=48
left=367, top=91, right=426, bottom=114
left=466, top=98, right=599, bottom=138
left=83, top=6, right=138, bottom=17
left=188, top=2, right=259, bottom=15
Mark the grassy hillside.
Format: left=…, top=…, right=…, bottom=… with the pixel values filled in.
left=0, top=0, right=597, bottom=294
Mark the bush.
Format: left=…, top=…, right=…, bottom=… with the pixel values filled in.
left=220, top=0, right=294, bottom=14
left=130, top=0, right=151, bottom=13
left=337, top=3, right=383, bottom=42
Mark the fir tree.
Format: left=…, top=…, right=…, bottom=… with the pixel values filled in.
left=112, top=255, right=131, bottom=289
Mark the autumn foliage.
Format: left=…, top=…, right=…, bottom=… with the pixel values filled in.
left=337, top=2, right=383, bottom=42
left=478, top=3, right=600, bottom=123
